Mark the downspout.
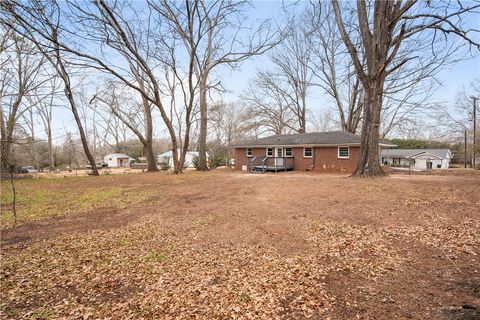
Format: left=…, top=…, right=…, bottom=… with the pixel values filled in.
left=312, top=147, right=316, bottom=171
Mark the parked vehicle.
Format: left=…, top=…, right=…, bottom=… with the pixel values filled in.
left=86, top=162, right=109, bottom=169
left=20, top=166, right=38, bottom=173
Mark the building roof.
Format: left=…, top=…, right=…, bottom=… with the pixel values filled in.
left=380, top=149, right=452, bottom=159
left=158, top=150, right=200, bottom=157
left=232, top=131, right=395, bottom=147
left=105, top=153, right=132, bottom=159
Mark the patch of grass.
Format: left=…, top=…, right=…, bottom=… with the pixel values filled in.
left=30, top=308, right=57, bottom=319
left=238, top=291, right=251, bottom=303
left=0, top=178, right=160, bottom=229
left=145, top=251, right=167, bottom=261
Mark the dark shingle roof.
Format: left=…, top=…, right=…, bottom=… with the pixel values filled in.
left=233, top=131, right=365, bottom=147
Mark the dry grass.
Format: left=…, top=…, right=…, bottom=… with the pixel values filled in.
left=1, top=170, right=479, bottom=319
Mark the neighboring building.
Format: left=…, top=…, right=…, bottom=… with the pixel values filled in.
left=380, top=149, right=452, bottom=170
left=103, top=153, right=134, bottom=168
left=157, top=150, right=206, bottom=168
left=232, top=131, right=395, bottom=173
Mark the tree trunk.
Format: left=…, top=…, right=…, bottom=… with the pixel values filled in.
left=144, top=144, right=157, bottom=172
left=1, top=110, right=13, bottom=177
left=138, top=78, right=158, bottom=172
left=351, top=82, right=386, bottom=177
left=1, top=96, right=22, bottom=177
left=197, top=75, right=209, bottom=170
left=0, top=140, right=13, bottom=177
left=47, top=122, right=55, bottom=171
left=171, top=140, right=181, bottom=173
left=46, top=31, right=99, bottom=176
left=65, top=88, right=99, bottom=176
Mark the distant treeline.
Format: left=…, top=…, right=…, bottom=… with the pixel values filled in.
left=388, top=139, right=451, bottom=149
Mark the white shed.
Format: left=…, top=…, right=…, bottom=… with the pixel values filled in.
left=157, top=150, right=207, bottom=168
left=380, top=149, right=452, bottom=170
left=103, top=153, right=134, bottom=168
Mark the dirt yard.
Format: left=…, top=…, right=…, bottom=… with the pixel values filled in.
left=1, top=170, right=479, bottom=319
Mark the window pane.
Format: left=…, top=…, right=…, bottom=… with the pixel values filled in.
left=277, top=148, right=283, bottom=157
left=247, top=148, right=253, bottom=156
left=285, top=147, right=293, bottom=156
left=267, top=148, right=273, bottom=156
left=304, top=148, right=312, bottom=157
left=338, top=147, right=349, bottom=157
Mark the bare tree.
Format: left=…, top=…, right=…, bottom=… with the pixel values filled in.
left=93, top=103, right=130, bottom=153
left=209, top=101, right=249, bottom=146
left=2, top=0, right=185, bottom=172
left=24, top=76, right=62, bottom=171
left=92, top=82, right=158, bottom=171
left=150, top=0, right=281, bottom=170
left=158, top=34, right=200, bottom=171
left=307, top=3, right=364, bottom=134
left=332, top=0, right=480, bottom=177
left=0, top=29, right=45, bottom=177
left=243, top=73, right=296, bottom=135
left=309, top=109, right=337, bottom=133
left=2, top=2, right=102, bottom=175
left=262, top=14, right=314, bottom=131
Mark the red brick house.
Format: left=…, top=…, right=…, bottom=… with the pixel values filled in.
left=232, top=131, right=394, bottom=173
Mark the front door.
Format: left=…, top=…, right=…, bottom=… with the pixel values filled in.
left=427, top=161, right=433, bottom=170
left=275, top=147, right=283, bottom=166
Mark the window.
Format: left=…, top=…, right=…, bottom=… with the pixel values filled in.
left=338, top=146, right=349, bottom=159
left=246, top=148, right=253, bottom=157
left=266, top=147, right=273, bottom=157
left=276, top=147, right=283, bottom=157
left=303, top=147, right=312, bottom=158
left=285, top=147, right=293, bottom=157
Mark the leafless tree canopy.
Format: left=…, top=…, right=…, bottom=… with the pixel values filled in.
left=331, top=0, right=479, bottom=177
left=1, top=0, right=478, bottom=177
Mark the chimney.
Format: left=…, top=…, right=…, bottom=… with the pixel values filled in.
left=298, top=127, right=305, bottom=134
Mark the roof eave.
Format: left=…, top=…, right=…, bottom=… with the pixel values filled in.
left=232, top=143, right=364, bottom=148
left=408, top=151, right=444, bottom=159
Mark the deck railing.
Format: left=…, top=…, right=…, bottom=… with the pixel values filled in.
left=248, top=157, right=267, bottom=171
left=248, top=156, right=294, bottom=172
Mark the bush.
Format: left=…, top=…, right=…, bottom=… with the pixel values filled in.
left=208, top=154, right=223, bottom=169
left=191, top=154, right=199, bottom=169
left=160, top=162, right=171, bottom=171
left=191, top=153, right=223, bottom=169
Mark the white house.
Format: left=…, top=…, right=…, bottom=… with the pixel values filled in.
left=157, top=150, right=207, bottom=168
left=381, top=149, right=452, bottom=170
left=103, top=153, right=134, bottom=168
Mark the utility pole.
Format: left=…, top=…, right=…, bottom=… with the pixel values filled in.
left=464, top=129, right=467, bottom=168
left=472, top=96, right=478, bottom=169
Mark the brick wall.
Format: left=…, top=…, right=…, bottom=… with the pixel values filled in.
left=234, top=147, right=266, bottom=170
left=234, top=146, right=360, bottom=173
left=313, top=146, right=359, bottom=173
left=292, top=147, right=314, bottom=171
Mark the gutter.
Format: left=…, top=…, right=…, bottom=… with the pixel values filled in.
left=231, top=143, right=362, bottom=148
left=232, top=142, right=397, bottom=148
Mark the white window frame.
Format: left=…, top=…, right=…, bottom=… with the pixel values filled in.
left=246, top=148, right=253, bottom=157
left=285, top=147, right=293, bottom=157
left=338, top=146, right=350, bottom=159
left=276, top=147, right=283, bottom=157
left=266, top=147, right=273, bottom=157
left=303, top=147, right=313, bottom=158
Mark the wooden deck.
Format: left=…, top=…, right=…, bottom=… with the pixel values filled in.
left=248, top=157, right=295, bottom=173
